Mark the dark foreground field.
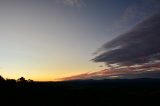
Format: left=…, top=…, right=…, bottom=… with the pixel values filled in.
left=0, top=79, right=160, bottom=106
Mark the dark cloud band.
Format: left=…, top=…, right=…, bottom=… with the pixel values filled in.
left=93, top=13, right=160, bottom=66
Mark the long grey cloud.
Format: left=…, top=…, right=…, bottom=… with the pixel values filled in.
left=93, top=13, right=160, bottom=66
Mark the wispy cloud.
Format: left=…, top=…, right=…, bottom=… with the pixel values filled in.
left=60, top=62, right=160, bottom=80
left=122, top=0, right=160, bottom=23
left=108, top=0, right=160, bottom=37
left=62, top=0, right=85, bottom=7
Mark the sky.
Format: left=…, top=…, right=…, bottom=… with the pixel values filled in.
left=0, top=0, right=160, bottom=81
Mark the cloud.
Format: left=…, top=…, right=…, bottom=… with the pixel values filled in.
left=93, top=13, right=160, bottom=67
left=122, top=0, right=160, bottom=22
left=108, top=0, right=160, bottom=37
left=58, top=1, right=160, bottom=81
left=58, top=62, right=160, bottom=80
left=60, top=62, right=160, bottom=80
left=62, top=0, right=85, bottom=7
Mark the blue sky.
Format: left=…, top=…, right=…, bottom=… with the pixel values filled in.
left=0, top=0, right=159, bottom=81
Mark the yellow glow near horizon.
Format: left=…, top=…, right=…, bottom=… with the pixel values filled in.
left=0, top=0, right=109, bottom=81
left=0, top=62, right=104, bottom=81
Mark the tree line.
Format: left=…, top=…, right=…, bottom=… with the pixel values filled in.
left=0, top=75, right=33, bottom=83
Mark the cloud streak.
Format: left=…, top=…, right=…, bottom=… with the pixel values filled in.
left=108, top=0, right=160, bottom=37
left=62, top=0, right=85, bottom=7
left=60, top=62, right=160, bottom=81
left=93, top=13, right=160, bottom=67
left=122, top=0, right=160, bottom=22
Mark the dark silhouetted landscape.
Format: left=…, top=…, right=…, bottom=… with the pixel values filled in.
left=0, top=75, right=160, bottom=106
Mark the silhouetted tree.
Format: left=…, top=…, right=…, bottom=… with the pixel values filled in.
left=17, top=77, right=27, bottom=83
left=27, top=79, right=34, bottom=83
left=6, top=78, right=16, bottom=83
left=0, top=75, right=5, bottom=82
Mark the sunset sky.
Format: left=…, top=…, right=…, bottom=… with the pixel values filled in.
left=0, top=0, right=160, bottom=81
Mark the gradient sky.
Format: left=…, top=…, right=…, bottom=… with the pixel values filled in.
left=0, top=0, right=156, bottom=81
